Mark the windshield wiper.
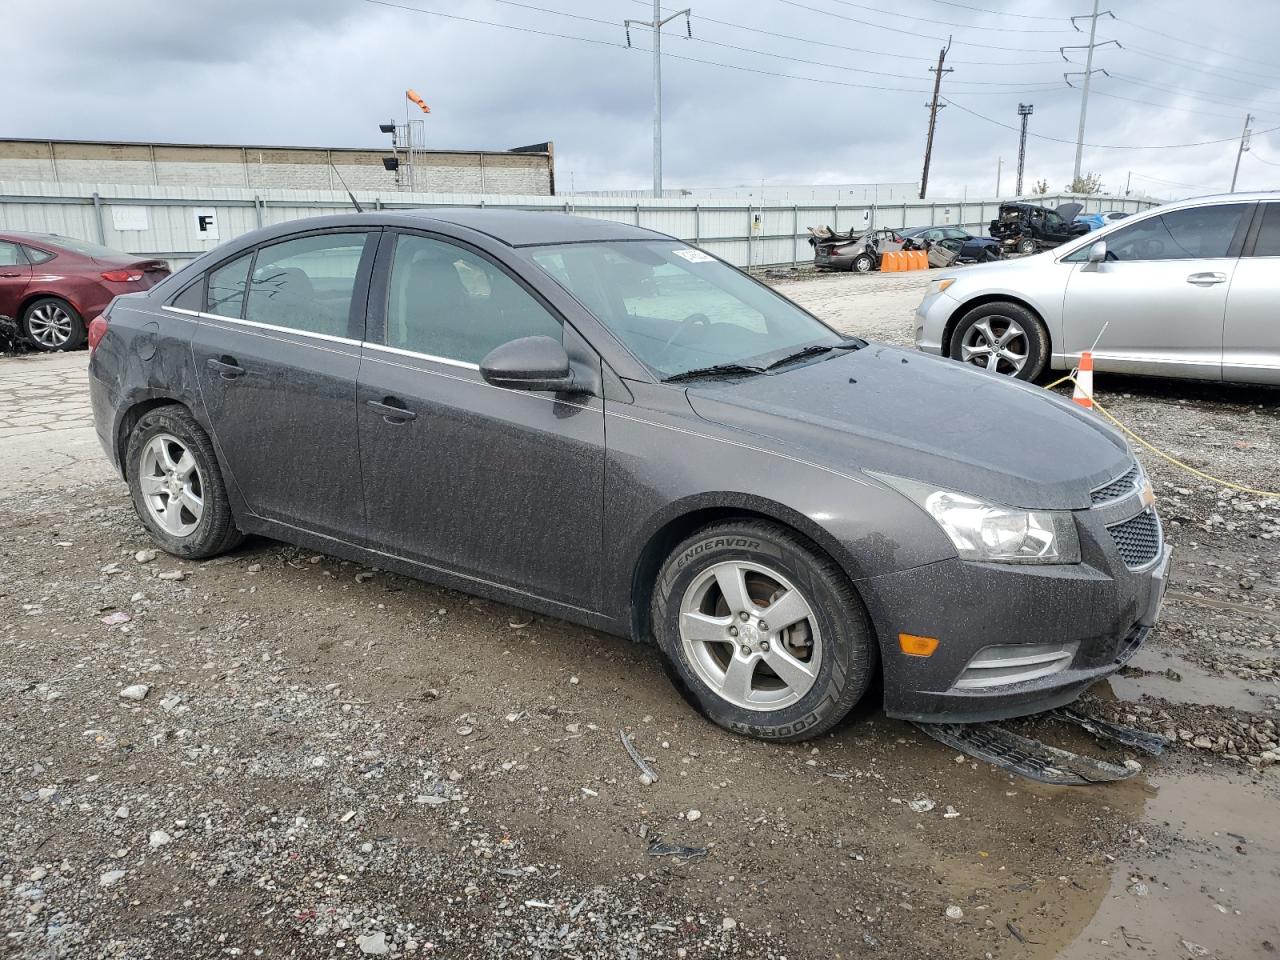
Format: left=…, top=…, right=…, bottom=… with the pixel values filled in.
left=662, top=362, right=766, bottom=383
left=763, top=340, right=862, bottom=371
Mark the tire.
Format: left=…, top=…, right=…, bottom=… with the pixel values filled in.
left=1016, top=238, right=1037, bottom=256
left=22, top=297, right=85, bottom=352
left=125, top=404, right=243, bottom=559
left=651, top=520, right=877, bottom=742
left=949, top=301, right=1049, bottom=381
left=851, top=253, right=875, bottom=274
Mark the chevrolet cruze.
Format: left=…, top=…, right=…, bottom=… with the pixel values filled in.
left=89, top=210, right=1169, bottom=741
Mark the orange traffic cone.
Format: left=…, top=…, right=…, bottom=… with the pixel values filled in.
left=1072, top=352, right=1095, bottom=409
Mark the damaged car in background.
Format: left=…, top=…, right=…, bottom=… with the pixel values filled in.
left=990, top=201, right=1091, bottom=256
left=807, top=225, right=907, bottom=273
left=90, top=209, right=1169, bottom=754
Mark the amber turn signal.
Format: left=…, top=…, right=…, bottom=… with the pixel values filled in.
left=898, top=633, right=939, bottom=657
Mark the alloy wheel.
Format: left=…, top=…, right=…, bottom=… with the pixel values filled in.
left=27, top=303, right=74, bottom=348
left=959, top=316, right=1029, bottom=377
left=138, top=434, right=204, bottom=538
left=678, top=560, right=822, bottom=711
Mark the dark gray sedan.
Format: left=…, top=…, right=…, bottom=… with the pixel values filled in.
left=88, top=210, right=1169, bottom=741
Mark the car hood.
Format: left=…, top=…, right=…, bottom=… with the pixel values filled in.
left=685, top=345, right=1131, bottom=510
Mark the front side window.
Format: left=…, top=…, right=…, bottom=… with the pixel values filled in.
left=529, top=241, right=842, bottom=378
left=1071, top=204, right=1247, bottom=261
left=1249, top=203, right=1280, bottom=257
left=207, top=253, right=252, bottom=319
left=386, top=234, right=562, bottom=364
left=245, top=232, right=369, bottom=337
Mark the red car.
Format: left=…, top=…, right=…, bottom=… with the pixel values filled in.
left=0, top=232, right=169, bottom=351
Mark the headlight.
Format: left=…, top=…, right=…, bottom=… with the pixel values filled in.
left=871, top=474, right=1080, bottom=564
left=929, top=277, right=957, bottom=295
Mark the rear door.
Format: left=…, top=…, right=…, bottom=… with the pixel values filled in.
left=1059, top=202, right=1250, bottom=379
left=1224, top=201, right=1280, bottom=383
left=0, top=241, right=32, bottom=327
left=356, top=230, right=605, bottom=608
left=190, top=230, right=376, bottom=540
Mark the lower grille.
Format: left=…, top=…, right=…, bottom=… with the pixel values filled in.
left=1108, top=509, right=1161, bottom=568
left=1114, top=625, right=1149, bottom=665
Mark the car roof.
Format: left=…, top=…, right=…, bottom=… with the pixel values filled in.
left=395, top=208, right=672, bottom=247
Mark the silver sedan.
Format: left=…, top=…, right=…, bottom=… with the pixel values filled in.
left=914, top=191, right=1279, bottom=384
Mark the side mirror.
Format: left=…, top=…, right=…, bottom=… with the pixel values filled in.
left=1087, top=240, right=1107, bottom=263
left=480, top=336, right=579, bottom=393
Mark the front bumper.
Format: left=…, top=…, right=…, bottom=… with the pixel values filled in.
left=913, top=288, right=958, bottom=355
left=857, top=515, right=1171, bottom=724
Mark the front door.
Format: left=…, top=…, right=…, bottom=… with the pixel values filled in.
left=191, top=230, right=376, bottom=540
left=0, top=241, right=32, bottom=329
left=1060, top=202, right=1250, bottom=379
left=1224, top=201, right=1280, bottom=384
left=356, top=231, right=605, bottom=609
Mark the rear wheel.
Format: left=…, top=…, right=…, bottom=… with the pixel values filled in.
left=22, top=297, right=84, bottom=351
left=126, top=405, right=242, bottom=559
left=651, top=520, right=877, bottom=742
left=949, top=301, right=1049, bottom=381
left=1016, top=237, right=1037, bottom=256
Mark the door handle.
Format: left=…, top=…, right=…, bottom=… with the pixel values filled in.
left=206, top=356, right=245, bottom=380
left=366, top=397, right=417, bottom=423
left=1186, top=272, right=1227, bottom=286
left=0, top=271, right=23, bottom=278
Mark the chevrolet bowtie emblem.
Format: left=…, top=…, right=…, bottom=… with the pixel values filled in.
left=1140, top=481, right=1155, bottom=508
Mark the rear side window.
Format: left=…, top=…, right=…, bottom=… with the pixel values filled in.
left=1097, top=204, right=1247, bottom=261
left=245, top=232, right=369, bottom=338
left=386, top=234, right=562, bottom=364
left=1249, top=203, right=1280, bottom=257
left=0, top=242, right=21, bottom=267
left=21, top=245, right=55, bottom=264
left=171, top=278, right=204, bottom=312
left=207, top=253, right=253, bottom=319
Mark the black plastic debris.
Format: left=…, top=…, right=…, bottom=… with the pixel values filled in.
left=1055, top=707, right=1167, bottom=756
left=647, top=838, right=709, bottom=861
left=913, top=721, right=1139, bottom=785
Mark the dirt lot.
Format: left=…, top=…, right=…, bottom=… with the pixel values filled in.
left=2, top=272, right=1277, bottom=959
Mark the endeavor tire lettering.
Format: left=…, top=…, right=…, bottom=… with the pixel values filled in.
left=677, top=537, right=761, bottom=568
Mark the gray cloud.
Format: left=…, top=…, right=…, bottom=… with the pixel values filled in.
left=6, top=0, right=1277, bottom=200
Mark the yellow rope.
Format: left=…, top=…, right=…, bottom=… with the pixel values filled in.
left=1044, top=374, right=1280, bottom=498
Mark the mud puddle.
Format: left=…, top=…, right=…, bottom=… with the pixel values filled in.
left=1111, top=646, right=1274, bottom=713
left=1059, top=768, right=1280, bottom=959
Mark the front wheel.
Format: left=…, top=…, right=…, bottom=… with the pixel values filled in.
left=126, top=405, right=243, bottom=559
left=851, top=253, right=875, bottom=273
left=949, top=301, right=1049, bottom=381
left=651, top=521, right=877, bottom=742
left=22, top=297, right=84, bottom=351
left=1016, top=237, right=1037, bottom=256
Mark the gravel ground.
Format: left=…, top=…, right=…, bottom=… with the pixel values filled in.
left=3, top=272, right=1277, bottom=959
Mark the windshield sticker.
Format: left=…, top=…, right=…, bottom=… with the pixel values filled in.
left=672, top=248, right=714, bottom=263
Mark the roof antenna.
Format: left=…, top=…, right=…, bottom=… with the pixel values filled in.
left=330, top=163, right=365, bottom=213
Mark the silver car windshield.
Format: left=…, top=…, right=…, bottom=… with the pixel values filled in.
left=528, top=241, right=842, bottom=378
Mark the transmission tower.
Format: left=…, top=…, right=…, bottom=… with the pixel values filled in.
left=1015, top=104, right=1033, bottom=196
left=1062, top=0, right=1119, bottom=185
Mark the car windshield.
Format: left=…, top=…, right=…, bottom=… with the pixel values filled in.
left=24, top=233, right=132, bottom=258
left=528, top=240, right=843, bottom=378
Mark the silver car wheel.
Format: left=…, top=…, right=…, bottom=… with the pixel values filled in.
left=27, top=303, right=74, bottom=348
left=138, top=433, right=204, bottom=538
left=959, top=316, right=1028, bottom=377
left=678, top=560, right=822, bottom=711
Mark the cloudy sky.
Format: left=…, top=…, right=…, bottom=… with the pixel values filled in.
left=8, top=0, right=1279, bottom=200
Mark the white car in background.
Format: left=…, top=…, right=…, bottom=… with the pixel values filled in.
left=914, top=192, right=1279, bottom=385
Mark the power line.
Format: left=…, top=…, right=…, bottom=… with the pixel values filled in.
left=912, top=0, right=1067, bottom=21
left=1110, top=16, right=1279, bottom=73
left=1111, top=39, right=1280, bottom=87
left=771, top=0, right=1065, bottom=53
left=1087, top=89, right=1242, bottom=122
left=625, top=1, right=1065, bottom=65
left=826, top=0, right=1074, bottom=33
left=941, top=96, right=1280, bottom=150
left=1248, top=150, right=1280, bottom=167
left=1099, top=71, right=1280, bottom=117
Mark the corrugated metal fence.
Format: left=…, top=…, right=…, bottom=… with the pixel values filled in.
left=0, top=181, right=1158, bottom=270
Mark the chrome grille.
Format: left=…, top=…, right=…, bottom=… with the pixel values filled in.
left=1108, top=509, right=1161, bottom=568
left=1091, top=462, right=1141, bottom=505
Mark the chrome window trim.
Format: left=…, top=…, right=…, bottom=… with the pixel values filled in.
left=165, top=306, right=362, bottom=347
left=362, top=341, right=481, bottom=371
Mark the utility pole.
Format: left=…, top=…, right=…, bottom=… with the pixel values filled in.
left=1062, top=2, right=1118, bottom=186
left=1231, top=113, right=1254, bottom=192
left=1016, top=103, right=1033, bottom=196
left=919, top=37, right=952, bottom=200
left=1125, top=170, right=1131, bottom=195
left=996, top=156, right=1003, bottom=196
left=624, top=3, right=692, bottom=198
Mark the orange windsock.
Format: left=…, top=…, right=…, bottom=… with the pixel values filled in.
left=406, top=89, right=431, bottom=114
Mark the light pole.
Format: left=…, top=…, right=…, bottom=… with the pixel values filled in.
left=1016, top=103, right=1033, bottom=196
left=624, top=4, right=692, bottom=198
